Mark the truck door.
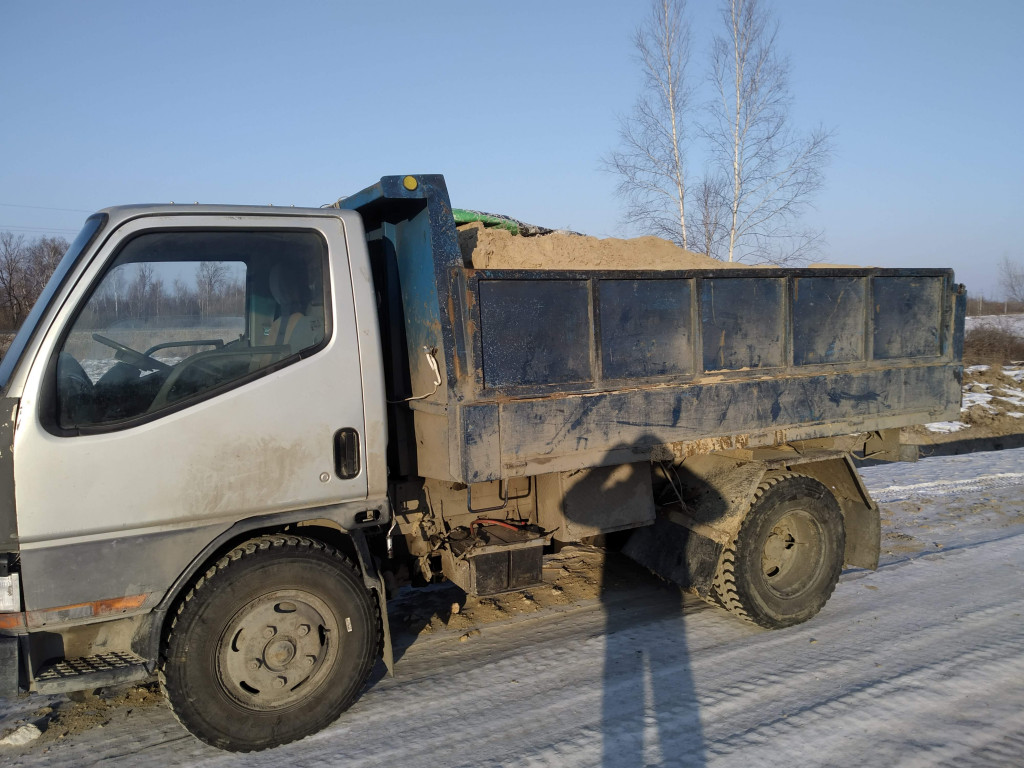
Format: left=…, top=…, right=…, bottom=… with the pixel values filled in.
left=13, top=214, right=372, bottom=613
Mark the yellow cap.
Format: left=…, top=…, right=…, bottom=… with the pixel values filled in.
left=402, top=175, right=418, bottom=191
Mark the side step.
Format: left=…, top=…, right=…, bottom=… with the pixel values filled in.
left=34, top=652, right=150, bottom=695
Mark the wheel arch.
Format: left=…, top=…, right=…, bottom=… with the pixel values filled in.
left=670, top=451, right=879, bottom=571
left=628, top=449, right=879, bottom=603
left=133, top=509, right=393, bottom=676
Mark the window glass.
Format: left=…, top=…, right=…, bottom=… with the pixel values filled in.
left=0, top=214, right=105, bottom=390
left=57, top=230, right=327, bottom=430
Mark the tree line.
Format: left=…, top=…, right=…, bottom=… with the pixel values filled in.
left=0, top=231, right=69, bottom=331
left=79, top=259, right=244, bottom=329
left=0, top=231, right=245, bottom=334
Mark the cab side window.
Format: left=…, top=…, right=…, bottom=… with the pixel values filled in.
left=56, top=230, right=328, bottom=431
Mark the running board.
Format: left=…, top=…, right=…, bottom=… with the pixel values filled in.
left=34, top=651, right=150, bottom=695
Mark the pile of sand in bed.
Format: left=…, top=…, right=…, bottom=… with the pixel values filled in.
left=457, top=221, right=739, bottom=270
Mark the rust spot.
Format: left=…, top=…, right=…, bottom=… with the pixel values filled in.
left=447, top=292, right=464, bottom=381
left=25, top=593, right=150, bottom=629
left=669, top=435, right=750, bottom=458
left=0, top=613, right=24, bottom=630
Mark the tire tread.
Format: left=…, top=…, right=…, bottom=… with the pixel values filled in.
left=159, top=533, right=381, bottom=751
left=711, top=472, right=842, bottom=629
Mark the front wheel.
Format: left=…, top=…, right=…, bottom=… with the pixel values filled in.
left=712, top=473, right=845, bottom=629
left=161, top=535, right=379, bottom=751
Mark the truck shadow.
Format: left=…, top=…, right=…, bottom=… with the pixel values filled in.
left=908, top=433, right=1024, bottom=457
left=382, top=583, right=463, bottom=667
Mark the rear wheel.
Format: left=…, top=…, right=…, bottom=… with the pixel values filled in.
left=713, top=473, right=845, bottom=629
left=161, top=535, right=379, bottom=751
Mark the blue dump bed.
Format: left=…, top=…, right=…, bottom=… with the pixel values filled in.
left=343, top=176, right=965, bottom=484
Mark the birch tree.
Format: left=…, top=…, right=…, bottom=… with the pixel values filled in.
left=688, top=174, right=730, bottom=259
left=707, top=0, right=832, bottom=263
left=606, top=0, right=694, bottom=250
left=196, top=261, right=227, bottom=318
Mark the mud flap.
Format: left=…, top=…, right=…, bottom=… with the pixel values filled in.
left=350, top=530, right=394, bottom=677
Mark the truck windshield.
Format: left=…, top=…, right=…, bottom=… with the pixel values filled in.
left=0, top=214, right=106, bottom=392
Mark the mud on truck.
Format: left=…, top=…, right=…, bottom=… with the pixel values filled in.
left=0, top=175, right=964, bottom=750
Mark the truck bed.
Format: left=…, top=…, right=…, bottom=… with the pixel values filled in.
left=343, top=176, right=965, bottom=483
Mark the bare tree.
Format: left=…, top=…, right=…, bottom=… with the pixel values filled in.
left=173, top=278, right=197, bottom=316
left=24, top=236, right=68, bottom=300
left=707, top=0, right=832, bottom=263
left=0, top=232, right=29, bottom=328
left=687, top=174, right=730, bottom=259
left=0, top=233, right=69, bottom=331
left=127, top=263, right=156, bottom=319
left=999, top=256, right=1024, bottom=305
left=605, top=0, right=695, bottom=250
left=195, top=261, right=228, bottom=318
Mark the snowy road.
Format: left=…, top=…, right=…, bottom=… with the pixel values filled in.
left=3, top=449, right=1024, bottom=766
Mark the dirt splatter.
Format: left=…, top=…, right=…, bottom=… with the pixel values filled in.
left=390, top=544, right=634, bottom=639
left=30, top=684, right=162, bottom=747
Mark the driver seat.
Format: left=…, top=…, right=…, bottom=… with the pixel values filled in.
left=258, top=262, right=316, bottom=352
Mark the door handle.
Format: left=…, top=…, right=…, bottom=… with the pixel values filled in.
left=334, top=428, right=360, bottom=479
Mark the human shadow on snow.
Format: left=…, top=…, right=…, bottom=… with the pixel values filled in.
left=563, top=446, right=709, bottom=767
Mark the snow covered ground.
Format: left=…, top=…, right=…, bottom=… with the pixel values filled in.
left=923, top=363, right=1024, bottom=434
left=2, top=449, right=1024, bottom=766
left=965, top=313, right=1024, bottom=337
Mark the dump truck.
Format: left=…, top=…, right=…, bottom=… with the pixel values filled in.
left=0, top=175, right=964, bottom=750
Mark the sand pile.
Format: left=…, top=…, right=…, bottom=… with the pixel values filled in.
left=457, top=222, right=736, bottom=270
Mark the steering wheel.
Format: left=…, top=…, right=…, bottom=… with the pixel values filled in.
left=92, top=334, right=172, bottom=373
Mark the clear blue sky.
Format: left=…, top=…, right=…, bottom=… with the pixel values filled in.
left=1, top=0, right=1021, bottom=297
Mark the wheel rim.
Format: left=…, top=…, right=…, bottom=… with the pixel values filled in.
left=759, top=509, right=825, bottom=599
left=217, top=589, right=340, bottom=711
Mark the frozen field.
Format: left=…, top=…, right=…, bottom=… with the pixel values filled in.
left=965, top=313, right=1024, bottom=338
left=2, top=448, right=1023, bottom=767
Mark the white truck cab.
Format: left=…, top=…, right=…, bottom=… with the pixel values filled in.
left=0, top=207, right=391, bottom=750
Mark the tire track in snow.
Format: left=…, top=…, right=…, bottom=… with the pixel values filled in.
left=870, top=472, right=1024, bottom=503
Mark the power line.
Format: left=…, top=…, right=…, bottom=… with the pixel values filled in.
left=0, top=202, right=91, bottom=214
left=0, top=225, right=80, bottom=234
